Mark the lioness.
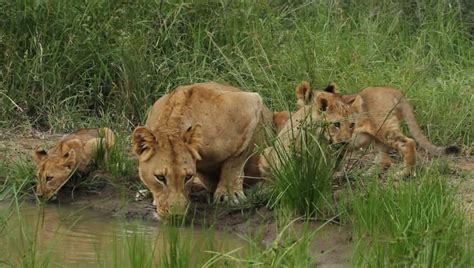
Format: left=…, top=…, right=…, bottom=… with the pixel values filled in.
left=308, top=84, right=461, bottom=176
left=131, top=82, right=276, bottom=220
left=33, top=128, right=115, bottom=199
left=259, top=81, right=359, bottom=175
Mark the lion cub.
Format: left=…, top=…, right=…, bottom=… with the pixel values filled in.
left=322, top=85, right=460, bottom=176
left=259, top=81, right=358, bottom=175
left=33, top=128, right=115, bottom=199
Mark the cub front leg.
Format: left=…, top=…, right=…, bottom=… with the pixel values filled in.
left=379, top=130, right=416, bottom=177
left=214, top=154, right=246, bottom=204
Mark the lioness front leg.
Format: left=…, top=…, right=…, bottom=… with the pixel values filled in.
left=214, top=154, right=246, bottom=204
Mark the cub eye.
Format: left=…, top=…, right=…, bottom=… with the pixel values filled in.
left=333, top=122, right=341, bottom=129
left=184, top=174, right=194, bottom=183
left=154, top=175, right=167, bottom=185
left=46, top=176, right=54, bottom=182
left=350, top=122, right=355, bottom=128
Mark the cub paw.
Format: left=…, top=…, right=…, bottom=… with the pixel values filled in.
left=395, top=168, right=415, bottom=178
left=135, top=189, right=151, bottom=201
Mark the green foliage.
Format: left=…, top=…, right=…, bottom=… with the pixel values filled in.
left=267, top=121, right=342, bottom=218
left=205, top=212, right=324, bottom=268
left=0, top=0, right=472, bottom=267
left=0, top=156, right=36, bottom=201
left=348, top=165, right=473, bottom=267
left=0, top=0, right=471, bottom=146
left=103, top=132, right=137, bottom=180
left=159, top=226, right=192, bottom=268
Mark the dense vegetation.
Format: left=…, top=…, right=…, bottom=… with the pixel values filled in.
left=1, top=0, right=472, bottom=146
left=1, top=0, right=472, bottom=267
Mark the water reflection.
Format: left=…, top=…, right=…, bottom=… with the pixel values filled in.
left=0, top=202, right=240, bottom=267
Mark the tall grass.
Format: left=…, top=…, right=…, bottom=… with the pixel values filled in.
left=0, top=198, right=54, bottom=267
left=0, top=155, right=36, bottom=201
left=1, top=0, right=471, bottom=147
left=102, top=132, right=137, bottom=182
left=205, top=210, right=332, bottom=267
left=348, top=164, right=473, bottom=266
left=1, top=1, right=473, bottom=266
left=267, top=121, right=342, bottom=218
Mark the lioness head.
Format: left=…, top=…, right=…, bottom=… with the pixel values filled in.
left=132, top=125, right=202, bottom=220
left=33, top=140, right=81, bottom=199
left=296, top=81, right=362, bottom=145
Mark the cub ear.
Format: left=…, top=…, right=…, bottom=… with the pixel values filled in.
left=61, top=139, right=82, bottom=152
left=323, top=82, right=340, bottom=94
left=350, top=95, right=364, bottom=113
left=183, top=124, right=202, bottom=160
left=62, top=149, right=77, bottom=169
left=295, top=80, right=312, bottom=108
left=314, top=92, right=335, bottom=112
left=33, top=146, right=48, bottom=164
left=132, top=127, right=156, bottom=162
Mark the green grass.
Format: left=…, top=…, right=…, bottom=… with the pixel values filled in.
left=267, top=120, right=342, bottom=218
left=0, top=155, right=36, bottom=201
left=347, top=164, right=473, bottom=266
left=103, top=132, right=137, bottom=181
left=1, top=0, right=472, bottom=147
left=1, top=0, right=473, bottom=267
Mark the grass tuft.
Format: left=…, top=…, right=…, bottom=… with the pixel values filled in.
left=348, top=164, right=473, bottom=266
left=267, top=120, right=343, bottom=218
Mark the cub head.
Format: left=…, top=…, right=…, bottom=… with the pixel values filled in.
left=295, top=81, right=340, bottom=108
left=298, top=81, right=362, bottom=145
left=132, top=124, right=202, bottom=220
left=33, top=140, right=81, bottom=199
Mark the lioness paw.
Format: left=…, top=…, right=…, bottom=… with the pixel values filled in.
left=214, top=188, right=246, bottom=205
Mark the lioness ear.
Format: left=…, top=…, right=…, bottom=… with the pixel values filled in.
left=323, top=82, right=340, bottom=94
left=314, top=92, right=334, bottom=112
left=295, top=80, right=312, bottom=108
left=33, top=146, right=48, bottom=164
left=62, top=149, right=76, bottom=169
left=350, top=95, right=364, bottom=113
left=132, top=127, right=156, bottom=162
left=183, top=124, right=202, bottom=160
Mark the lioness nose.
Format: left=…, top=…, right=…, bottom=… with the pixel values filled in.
left=169, top=203, right=187, bottom=216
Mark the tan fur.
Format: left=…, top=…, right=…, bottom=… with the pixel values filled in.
left=259, top=81, right=357, bottom=175
left=273, top=111, right=291, bottom=133
left=33, top=128, right=115, bottom=199
left=131, top=82, right=277, bottom=220
left=327, top=86, right=460, bottom=176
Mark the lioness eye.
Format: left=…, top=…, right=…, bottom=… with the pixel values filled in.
left=46, top=176, right=54, bottom=182
left=184, top=174, right=194, bottom=183
left=350, top=122, right=355, bottom=128
left=333, top=122, right=341, bottom=128
left=154, top=175, right=167, bottom=185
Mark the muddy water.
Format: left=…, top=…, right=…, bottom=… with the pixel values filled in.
left=0, top=202, right=241, bottom=267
